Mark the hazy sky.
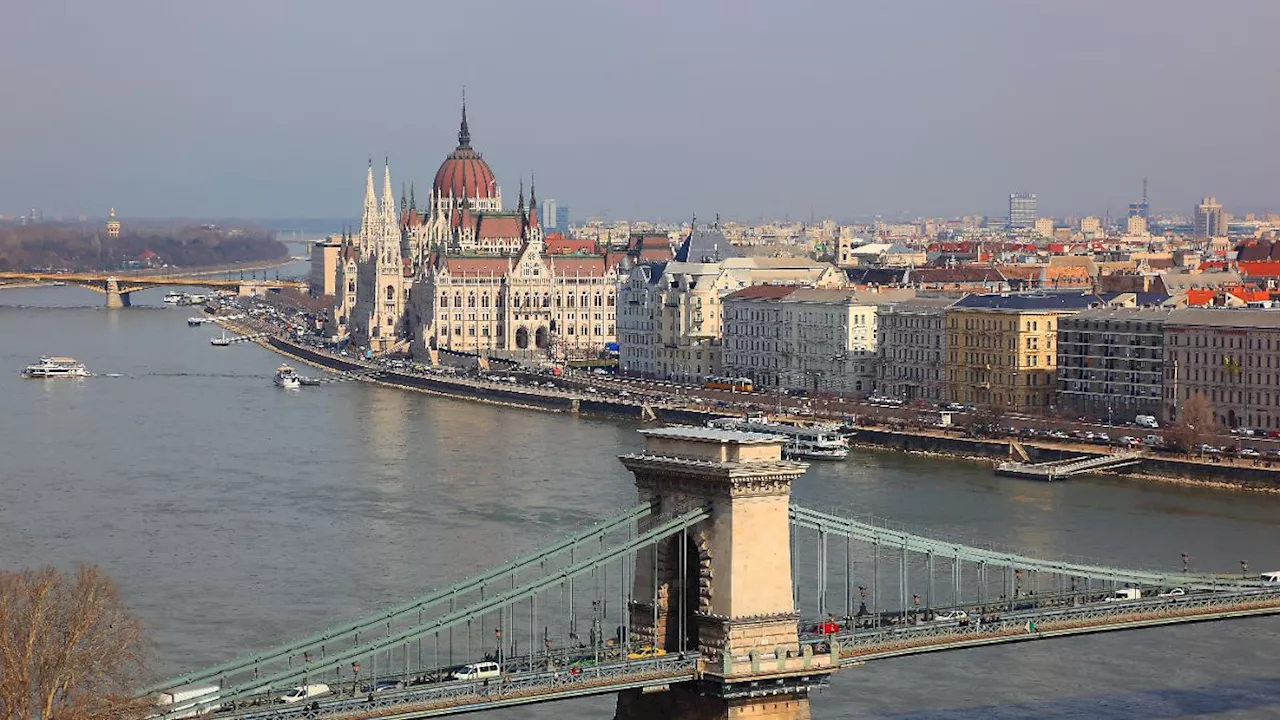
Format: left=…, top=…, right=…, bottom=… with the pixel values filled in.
left=2, top=1, right=1277, bottom=222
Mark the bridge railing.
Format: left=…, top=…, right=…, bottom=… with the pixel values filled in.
left=811, top=587, right=1280, bottom=661
left=208, top=652, right=699, bottom=719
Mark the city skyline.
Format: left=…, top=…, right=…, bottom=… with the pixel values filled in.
left=1, top=1, right=1277, bottom=220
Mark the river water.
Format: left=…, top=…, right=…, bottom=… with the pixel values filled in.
left=2, top=277, right=1279, bottom=719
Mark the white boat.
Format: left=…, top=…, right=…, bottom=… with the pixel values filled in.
left=187, top=317, right=209, bottom=326
left=273, top=364, right=301, bottom=388
left=211, top=330, right=232, bottom=347
left=163, top=292, right=184, bottom=304
left=708, top=416, right=849, bottom=460
left=22, top=356, right=89, bottom=379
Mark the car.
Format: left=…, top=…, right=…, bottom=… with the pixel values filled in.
left=361, top=680, right=405, bottom=694
left=1158, top=588, right=1187, bottom=598
left=278, top=684, right=330, bottom=704
left=1119, top=436, right=1140, bottom=448
left=451, top=661, right=502, bottom=681
left=1239, top=448, right=1262, bottom=458
left=1194, top=443, right=1222, bottom=455
left=626, top=646, right=668, bottom=660
left=934, top=610, right=969, bottom=622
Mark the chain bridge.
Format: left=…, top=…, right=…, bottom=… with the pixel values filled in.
left=143, top=427, right=1280, bottom=720
left=0, top=271, right=305, bottom=307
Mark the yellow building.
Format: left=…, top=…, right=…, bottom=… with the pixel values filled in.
left=945, top=293, right=1103, bottom=410
left=106, top=208, right=121, bottom=238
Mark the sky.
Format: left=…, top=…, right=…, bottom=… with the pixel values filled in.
left=1, top=0, right=1278, bottom=222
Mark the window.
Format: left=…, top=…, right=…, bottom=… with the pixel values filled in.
left=440, top=294, right=449, bottom=308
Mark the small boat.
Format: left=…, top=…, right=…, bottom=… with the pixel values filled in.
left=273, top=364, right=301, bottom=388
left=49, top=281, right=66, bottom=287
left=163, top=292, right=184, bottom=304
left=210, top=330, right=232, bottom=347
left=22, top=356, right=89, bottom=378
left=188, top=317, right=209, bottom=326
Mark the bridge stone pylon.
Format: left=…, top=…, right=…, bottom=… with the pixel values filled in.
left=615, top=427, right=833, bottom=720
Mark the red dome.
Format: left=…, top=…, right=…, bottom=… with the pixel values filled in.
left=433, top=147, right=497, bottom=200
left=432, top=101, right=498, bottom=200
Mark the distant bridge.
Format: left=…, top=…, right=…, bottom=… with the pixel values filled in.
left=140, top=428, right=1280, bottom=720
left=0, top=271, right=306, bottom=307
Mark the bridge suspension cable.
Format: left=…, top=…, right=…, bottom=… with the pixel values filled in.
left=150, top=504, right=710, bottom=715
left=790, top=504, right=1262, bottom=591
left=142, top=499, right=660, bottom=695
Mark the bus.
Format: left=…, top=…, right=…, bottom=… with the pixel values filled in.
left=703, top=376, right=754, bottom=392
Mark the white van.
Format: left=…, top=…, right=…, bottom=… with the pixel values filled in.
left=278, top=684, right=330, bottom=704
left=1260, top=571, right=1280, bottom=585
left=1104, top=588, right=1142, bottom=602
left=452, top=661, right=502, bottom=681
left=1135, top=415, right=1159, bottom=429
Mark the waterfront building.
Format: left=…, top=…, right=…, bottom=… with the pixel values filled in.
left=309, top=234, right=342, bottom=298
left=720, top=287, right=914, bottom=395
left=945, top=292, right=1106, bottom=411
left=105, top=208, right=121, bottom=238
left=1163, top=308, right=1280, bottom=430
left=876, top=297, right=956, bottom=403
left=616, top=225, right=841, bottom=381
left=344, top=161, right=411, bottom=353
left=1008, top=193, right=1037, bottom=230
left=1194, top=196, right=1227, bottom=238
left=1057, top=307, right=1169, bottom=422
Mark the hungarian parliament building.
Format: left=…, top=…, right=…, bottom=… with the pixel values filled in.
left=322, top=103, right=623, bottom=357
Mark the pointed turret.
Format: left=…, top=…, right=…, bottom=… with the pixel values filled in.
left=517, top=177, right=525, bottom=215
left=360, top=159, right=378, bottom=256
left=409, top=183, right=416, bottom=211
left=381, top=158, right=397, bottom=231
left=527, top=172, right=539, bottom=228
left=458, top=89, right=471, bottom=149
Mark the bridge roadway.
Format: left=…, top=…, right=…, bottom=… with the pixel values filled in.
left=191, top=590, right=1280, bottom=719
left=0, top=271, right=305, bottom=307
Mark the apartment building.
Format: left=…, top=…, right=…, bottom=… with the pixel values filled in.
left=1057, top=307, right=1169, bottom=422
left=876, top=297, right=956, bottom=403
left=945, top=293, right=1103, bottom=410
left=1163, top=308, right=1280, bottom=430
left=720, top=287, right=914, bottom=395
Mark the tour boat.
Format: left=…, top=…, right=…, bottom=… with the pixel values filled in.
left=210, top=330, right=232, bottom=347
left=163, top=292, right=184, bottom=304
left=188, top=317, right=209, bottom=326
left=707, top=416, right=849, bottom=460
left=22, top=357, right=89, bottom=379
left=273, top=364, right=301, bottom=388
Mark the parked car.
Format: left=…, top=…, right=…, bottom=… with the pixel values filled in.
left=1239, top=448, right=1262, bottom=458
left=934, top=610, right=969, bottom=622
left=626, top=646, right=668, bottom=660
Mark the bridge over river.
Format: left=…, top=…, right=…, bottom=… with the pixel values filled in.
left=142, top=428, right=1280, bottom=720
left=0, top=271, right=305, bottom=307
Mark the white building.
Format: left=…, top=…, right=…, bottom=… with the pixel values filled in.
left=720, top=287, right=916, bottom=396
left=617, top=224, right=841, bottom=381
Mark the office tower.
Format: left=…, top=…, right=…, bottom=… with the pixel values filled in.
left=1008, top=193, right=1037, bottom=229
left=1128, top=178, right=1150, bottom=219
left=1194, top=196, right=1226, bottom=237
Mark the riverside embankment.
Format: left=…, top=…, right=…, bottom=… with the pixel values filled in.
left=221, top=315, right=1280, bottom=492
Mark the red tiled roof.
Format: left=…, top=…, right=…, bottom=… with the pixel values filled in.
left=475, top=215, right=523, bottom=240
left=546, top=236, right=598, bottom=254
left=1240, top=261, right=1280, bottom=277
left=1185, top=289, right=1214, bottom=306
left=443, top=257, right=509, bottom=277
left=1227, top=288, right=1271, bottom=302
left=551, top=257, right=615, bottom=277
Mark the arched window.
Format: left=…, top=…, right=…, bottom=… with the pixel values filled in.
left=467, top=293, right=476, bottom=308
left=580, top=293, right=588, bottom=307
left=385, top=285, right=395, bottom=301
left=606, top=294, right=614, bottom=307
left=454, top=293, right=462, bottom=308
left=543, top=293, right=551, bottom=308
left=513, top=295, right=521, bottom=308
left=347, top=280, right=356, bottom=293
left=567, top=295, right=575, bottom=308
left=481, top=294, right=489, bottom=308
left=440, top=293, right=448, bottom=308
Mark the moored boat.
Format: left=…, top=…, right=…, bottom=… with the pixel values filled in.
left=707, top=415, right=849, bottom=460
left=273, top=364, right=301, bottom=388
left=22, top=356, right=89, bottom=378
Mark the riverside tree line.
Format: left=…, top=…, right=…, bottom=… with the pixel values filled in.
left=0, top=222, right=287, bottom=272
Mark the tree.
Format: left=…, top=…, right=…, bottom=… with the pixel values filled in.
left=1168, top=392, right=1216, bottom=453
left=0, top=565, right=151, bottom=720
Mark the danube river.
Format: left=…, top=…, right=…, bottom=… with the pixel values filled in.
left=2, top=282, right=1279, bottom=719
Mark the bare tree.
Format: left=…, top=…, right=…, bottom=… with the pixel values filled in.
left=1168, top=392, right=1216, bottom=453
left=0, top=565, right=151, bottom=720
